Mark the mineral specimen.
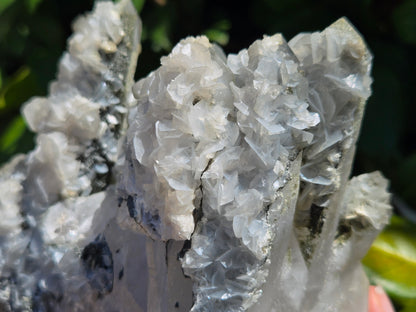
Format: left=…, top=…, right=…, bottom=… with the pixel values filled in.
left=0, top=1, right=391, bottom=311
left=0, top=0, right=142, bottom=310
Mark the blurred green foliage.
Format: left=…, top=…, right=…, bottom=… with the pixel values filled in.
left=363, top=215, right=416, bottom=311
left=0, top=0, right=415, bottom=309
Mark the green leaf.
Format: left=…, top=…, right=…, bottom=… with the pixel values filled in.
left=401, top=301, right=416, bottom=312
left=203, top=20, right=231, bottom=46
left=0, top=0, right=15, bottom=15
left=212, top=19, right=231, bottom=32
left=0, top=66, right=38, bottom=113
left=132, top=0, right=145, bottom=13
left=24, top=0, right=43, bottom=14
left=204, top=29, right=229, bottom=46
left=151, top=22, right=171, bottom=52
left=0, top=116, right=26, bottom=154
left=363, top=215, right=416, bottom=310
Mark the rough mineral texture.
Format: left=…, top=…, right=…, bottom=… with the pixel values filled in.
left=0, top=1, right=391, bottom=312
left=0, top=1, right=142, bottom=310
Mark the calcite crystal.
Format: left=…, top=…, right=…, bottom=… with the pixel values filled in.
left=0, top=1, right=391, bottom=311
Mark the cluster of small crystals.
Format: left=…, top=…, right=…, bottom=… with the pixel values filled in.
left=166, top=20, right=382, bottom=312
left=171, top=35, right=318, bottom=311
left=23, top=1, right=132, bottom=198
left=248, top=21, right=380, bottom=312
left=0, top=1, right=140, bottom=311
left=338, top=172, right=391, bottom=234
left=120, top=37, right=236, bottom=240
left=226, top=34, right=319, bottom=256
left=304, top=171, right=392, bottom=312
left=246, top=170, right=391, bottom=312
left=288, top=20, right=374, bottom=262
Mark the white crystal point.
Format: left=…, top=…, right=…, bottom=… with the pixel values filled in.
left=289, top=17, right=374, bottom=263
left=42, top=191, right=106, bottom=246
left=339, top=171, right=391, bottom=234
left=120, top=35, right=235, bottom=241
left=306, top=171, right=391, bottom=312
left=287, top=18, right=379, bottom=312
left=70, top=1, right=126, bottom=72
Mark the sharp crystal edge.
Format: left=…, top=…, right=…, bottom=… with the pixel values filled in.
left=0, top=1, right=391, bottom=311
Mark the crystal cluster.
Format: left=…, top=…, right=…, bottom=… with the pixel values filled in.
left=0, top=1, right=141, bottom=311
left=121, top=37, right=236, bottom=241
left=0, top=1, right=391, bottom=312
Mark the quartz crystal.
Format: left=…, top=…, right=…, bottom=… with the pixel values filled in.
left=0, top=1, right=391, bottom=311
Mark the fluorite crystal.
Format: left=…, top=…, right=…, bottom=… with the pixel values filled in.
left=0, top=1, right=391, bottom=311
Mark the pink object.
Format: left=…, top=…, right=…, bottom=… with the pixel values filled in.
left=368, top=286, right=395, bottom=312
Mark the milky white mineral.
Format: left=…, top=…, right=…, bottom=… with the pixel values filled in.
left=0, top=0, right=141, bottom=310
left=0, top=1, right=391, bottom=311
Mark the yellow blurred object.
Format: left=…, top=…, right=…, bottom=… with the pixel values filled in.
left=363, top=215, right=416, bottom=311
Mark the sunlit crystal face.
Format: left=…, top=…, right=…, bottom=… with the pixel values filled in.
left=120, top=37, right=237, bottom=241
left=117, top=18, right=386, bottom=312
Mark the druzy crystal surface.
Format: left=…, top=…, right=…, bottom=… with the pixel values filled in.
left=0, top=1, right=391, bottom=311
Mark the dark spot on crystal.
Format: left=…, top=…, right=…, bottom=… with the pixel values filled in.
left=118, top=267, right=124, bottom=280
left=99, top=107, right=109, bottom=119
left=177, top=240, right=191, bottom=260
left=192, top=204, right=203, bottom=228
left=285, top=86, right=293, bottom=94
left=165, top=240, right=170, bottom=266
left=81, top=235, right=114, bottom=296
left=300, top=240, right=313, bottom=262
left=335, top=219, right=352, bottom=241
left=192, top=96, right=201, bottom=105
left=127, top=197, right=163, bottom=238
left=226, top=114, right=236, bottom=122
left=98, top=49, right=115, bottom=64
left=288, top=151, right=300, bottom=162
left=21, top=220, right=30, bottom=230
left=78, top=139, right=114, bottom=194
left=309, top=204, right=325, bottom=236
left=264, top=203, right=271, bottom=213
left=349, top=215, right=371, bottom=231
left=127, top=196, right=137, bottom=218
left=175, top=302, right=179, bottom=308
left=143, top=211, right=160, bottom=233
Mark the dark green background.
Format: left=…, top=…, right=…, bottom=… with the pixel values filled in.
left=0, top=0, right=415, bottom=309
